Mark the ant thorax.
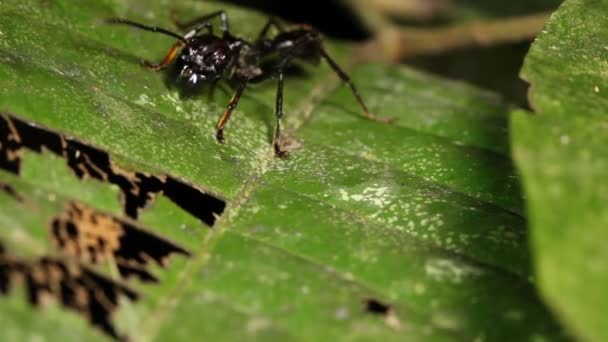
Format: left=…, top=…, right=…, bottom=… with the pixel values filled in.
left=231, top=44, right=263, bottom=81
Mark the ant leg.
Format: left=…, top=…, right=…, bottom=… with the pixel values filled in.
left=141, top=21, right=213, bottom=69
left=143, top=41, right=185, bottom=70
left=107, top=18, right=212, bottom=71
left=272, top=71, right=286, bottom=156
left=184, top=22, right=213, bottom=39
left=171, top=10, right=229, bottom=36
left=257, top=17, right=285, bottom=40
left=105, top=18, right=188, bottom=71
left=216, top=82, right=247, bottom=143
left=319, top=48, right=398, bottom=124
left=105, top=18, right=186, bottom=42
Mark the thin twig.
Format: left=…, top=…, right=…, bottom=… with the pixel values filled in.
left=359, top=0, right=452, bottom=19
left=344, top=0, right=452, bottom=33
left=359, top=11, right=553, bottom=62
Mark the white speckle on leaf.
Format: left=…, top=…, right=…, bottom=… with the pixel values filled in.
left=431, top=312, right=462, bottom=330
left=135, top=93, right=156, bottom=107
left=560, top=135, right=570, bottom=145
left=337, top=185, right=391, bottom=207
left=246, top=317, right=272, bottom=334
left=256, top=274, right=274, bottom=285
left=351, top=194, right=364, bottom=201
left=339, top=189, right=349, bottom=201
left=144, top=11, right=156, bottom=20
left=335, top=307, right=349, bottom=320
left=425, top=258, right=483, bottom=283
left=414, top=282, right=426, bottom=294
left=594, top=85, right=600, bottom=93
left=354, top=186, right=391, bottom=206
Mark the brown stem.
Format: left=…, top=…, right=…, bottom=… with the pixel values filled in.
left=362, top=0, right=452, bottom=19
left=359, top=11, right=553, bottom=62
left=346, top=0, right=452, bottom=34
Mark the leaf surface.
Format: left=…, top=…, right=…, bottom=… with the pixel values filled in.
left=0, top=0, right=565, bottom=340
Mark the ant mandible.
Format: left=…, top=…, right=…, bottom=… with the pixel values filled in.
left=106, top=11, right=396, bottom=156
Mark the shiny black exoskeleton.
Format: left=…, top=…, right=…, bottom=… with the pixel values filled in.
left=106, top=12, right=395, bottom=157
left=174, top=35, right=236, bottom=85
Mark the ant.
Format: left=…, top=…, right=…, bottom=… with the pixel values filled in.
left=106, top=11, right=396, bottom=156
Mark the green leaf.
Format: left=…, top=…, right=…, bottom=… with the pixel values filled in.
left=0, top=0, right=565, bottom=340
left=512, top=0, right=608, bottom=341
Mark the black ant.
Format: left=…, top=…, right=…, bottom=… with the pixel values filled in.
left=106, top=11, right=396, bottom=156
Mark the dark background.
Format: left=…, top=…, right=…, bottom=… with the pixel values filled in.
left=223, top=0, right=369, bottom=40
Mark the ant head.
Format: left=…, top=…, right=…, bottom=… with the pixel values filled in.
left=175, top=36, right=234, bottom=87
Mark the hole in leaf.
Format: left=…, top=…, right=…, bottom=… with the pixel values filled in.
left=0, top=240, right=139, bottom=340
left=0, top=114, right=21, bottom=173
left=363, top=298, right=402, bottom=329
left=364, top=298, right=391, bottom=315
left=0, top=181, right=23, bottom=202
left=0, top=112, right=227, bottom=227
left=50, top=201, right=191, bottom=283
left=163, top=177, right=227, bottom=227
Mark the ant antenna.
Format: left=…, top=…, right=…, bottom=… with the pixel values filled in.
left=105, top=18, right=188, bottom=44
